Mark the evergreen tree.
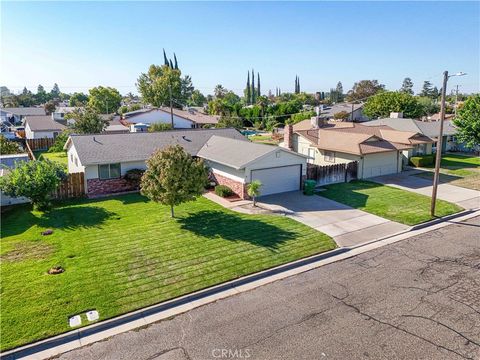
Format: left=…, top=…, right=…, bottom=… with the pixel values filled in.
left=169, top=59, right=174, bottom=69
left=297, top=76, right=300, bottom=93
left=246, top=72, right=251, bottom=105
left=400, top=77, right=414, bottom=95
left=257, top=72, right=261, bottom=97
left=336, top=81, right=343, bottom=100
left=420, top=81, right=434, bottom=98
left=174, top=53, right=178, bottom=70
left=251, top=69, right=255, bottom=104
left=163, top=49, right=169, bottom=66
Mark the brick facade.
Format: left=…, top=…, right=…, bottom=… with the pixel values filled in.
left=284, top=124, right=293, bottom=150
left=87, top=178, right=139, bottom=196
left=210, top=171, right=249, bottom=199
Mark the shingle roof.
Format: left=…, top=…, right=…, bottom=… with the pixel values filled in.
left=124, top=107, right=219, bottom=125
left=68, top=128, right=247, bottom=166
left=25, top=116, right=67, bottom=131
left=364, top=118, right=457, bottom=137
left=197, top=135, right=303, bottom=169
left=0, top=107, right=46, bottom=116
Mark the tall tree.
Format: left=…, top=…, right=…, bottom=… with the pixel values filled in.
left=140, top=145, right=208, bottom=217
left=346, top=80, right=385, bottom=101
left=363, top=91, right=425, bottom=119
left=257, top=72, right=261, bottom=97
left=137, top=65, right=182, bottom=108
left=336, top=81, right=343, bottom=96
left=246, top=72, right=251, bottom=105
left=88, top=86, right=122, bottom=114
left=251, top=69, right=255, bottom=104
left=163, top=49, right=169, bottom=66
left=420, top=81, right=437, bottom=98
left=50, top=83, right=60, bottom=99
left=400, top=77, right=414, bottom=95
left=174, top=53, right=178, bottom=70
left=36, top=84, right=47, bottom=104
left=69, top=92, right=89, bottom=107
left=453, top=94, right=480, bottom=149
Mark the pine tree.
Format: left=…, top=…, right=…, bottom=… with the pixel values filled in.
left=297, top=76, right=300, bottom=93
left=257, top=72, right=261, bottom=97
left=246, top=72, right=251, bottom=105
left=163, top=49, right=169, bottom=66
left=336, top=81, right=343, bottom=100
left=251, top=69, right=255, bottom=104
left=400, top=77, right=414, bottom=95
left=169, top=59, right=174, bottom=69
left=174, top=53, right=178, bottom=70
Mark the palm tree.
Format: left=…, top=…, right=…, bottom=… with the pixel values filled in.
left=247, top=180, right=262, bottom=207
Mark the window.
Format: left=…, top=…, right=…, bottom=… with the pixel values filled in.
left=324, top=151, right=335, bottom=163
left=71, top=154, right=74, bottom=162
left=307, top=148, right=315, bottom=164
left=74, top=157, right=78, bottom=167
left=98, top=163, right=121, bottom=180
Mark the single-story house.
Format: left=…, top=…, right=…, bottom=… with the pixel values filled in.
left=52, top=107, right=77, bottom=122
left=64, top=128, right=307, bottom=198
left=123, top=107, right=219, bottom=129
left=0, top=107, right=46, bottom=125
left=24, top=115, right=67, bottom=140
left=283, top=119, right=434, bottom=179
left=363, top=116, right=466, bottom=152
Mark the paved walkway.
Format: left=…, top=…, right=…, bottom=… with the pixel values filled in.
left=372, top=173, right=480, bottom=210
left=258, top=191, right=408, bottom=247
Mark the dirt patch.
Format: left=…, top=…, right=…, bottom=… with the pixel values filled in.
left=48, top=266, right=65, bottom=275
left=1, top=242, right=54, bottom=262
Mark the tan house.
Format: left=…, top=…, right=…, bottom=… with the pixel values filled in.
left=282, top=118, right=434, bottom=179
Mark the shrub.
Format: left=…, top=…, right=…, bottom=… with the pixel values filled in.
left=409, top=155, right=434, bottom=167
left=48, top=130, right=71, bottom=153
left=214, top=185, right=233, bottom=197
left=124, top=168, right=145, bottom=183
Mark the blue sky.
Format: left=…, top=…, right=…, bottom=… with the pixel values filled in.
left=1, top=1, right=478, bottom=96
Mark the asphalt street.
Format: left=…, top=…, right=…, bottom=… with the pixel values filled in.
left=58, top=217, right=480, bottom=360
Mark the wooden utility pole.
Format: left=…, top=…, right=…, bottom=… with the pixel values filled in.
left=169, top=84, right=174, bottom=128
left=430, top=70, right=449, bottom=216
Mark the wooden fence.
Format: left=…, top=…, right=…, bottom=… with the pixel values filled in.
left=307, top=161, right=358, bottom=186
left=27, top=138, right=56, bottom=151
left=52, top=172, right=85, bottom=199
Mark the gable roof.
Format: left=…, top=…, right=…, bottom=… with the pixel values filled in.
left=0, top=107, right=46, bottom=116
left=317, top=103, right=364, bottom=118
left=197, top=135, right=304, bottom=170
left=123, top=107, right=219, bottom=125
left=67, top=128, right=246, bottom=166
left=25, top=116, right=67, bottom=132
left=364, top=117, right=457, bottom=137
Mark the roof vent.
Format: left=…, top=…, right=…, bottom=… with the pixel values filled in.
left=182, top=135, right=192, bottom=142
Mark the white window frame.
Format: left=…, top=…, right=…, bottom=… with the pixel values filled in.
left=324, top=151, right=335, bottom=163
left=98, top=163, right=121, bottom=180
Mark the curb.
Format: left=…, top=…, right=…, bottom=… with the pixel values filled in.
left=2, top=209, right=479, bottom=360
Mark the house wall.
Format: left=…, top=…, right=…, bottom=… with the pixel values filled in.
left=25, top=123, right=56, bottom=139
left=360, top=151, right=401, bottom=178
left=127, top=110, right=194, bottom=128
left=245, top=149, right=307, bottom=182
left=67, top=144, right=85, bottom=174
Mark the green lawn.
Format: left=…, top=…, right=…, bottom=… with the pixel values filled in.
left=317, top=180, right=462, bottom=225
left=0, top=194, right=335, bottom=351
left=249, top=134, right=280, bottom=145
left=37, top=151, right=68, bottom=166
left=415, top=154, right=480, bottom=190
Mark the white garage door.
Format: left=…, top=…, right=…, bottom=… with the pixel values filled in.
left=363, top=152, right=398, bottom=178
left=251, top=165, right=301, bottom=196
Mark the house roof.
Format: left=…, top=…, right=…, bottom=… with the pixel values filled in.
left=66, top=128, right=247, bottom=166
left=197, top=135, right=304, bottom=170
left=124, top=107, right=219, bottom=125
left=363, top=117, right=457, bottom=137
left=292, top=119, right=355, bottom=131
left=317, top=103, right=364, bottom=118
left=0, top=107, right=46, bottom=116
left=25, top=116, right=67, bottom=132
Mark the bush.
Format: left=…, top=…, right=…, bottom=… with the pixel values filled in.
left=48, top=130, right=71, bottom=153
left=124, top=168, right=145, bottom=182
left=409, top=155, right=434, bottom=167
left=214, top=185, right=233, bottom=197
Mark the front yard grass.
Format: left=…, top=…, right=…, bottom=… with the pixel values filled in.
left=414, top=154, right=480, bottom=190
left=317, top=180, right=462, bottom=225
left=0, top=194, right=335, bottom=351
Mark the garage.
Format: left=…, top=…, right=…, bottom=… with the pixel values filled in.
left=251, top=165, right=301, bottom=196
left=362, top=152, right=399, bottom=178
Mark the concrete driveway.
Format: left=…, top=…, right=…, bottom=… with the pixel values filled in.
left=258, top=191, right=408, bottom=247
left=372, top=173, right=480, bottom=210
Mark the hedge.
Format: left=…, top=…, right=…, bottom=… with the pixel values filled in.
left=215, top=185, right=234, bottom=197
left=409, top=155, right=435, bottom=167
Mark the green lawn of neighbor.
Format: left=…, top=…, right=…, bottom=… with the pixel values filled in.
left=317, top=180, right=462, bottom=225
left=0, top=194, right=335, bottom=351
left=37, top=151, right=68, bottom=166
left=249, top=134, right=280, bottom=145
left=415, top=154, right=480, bottom=190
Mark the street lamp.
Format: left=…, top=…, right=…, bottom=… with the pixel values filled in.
left=430, top=71, right=466, bottom=216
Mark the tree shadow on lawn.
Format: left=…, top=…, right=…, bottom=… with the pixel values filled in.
left=1, top=205, right=117, bottom=238
left=177, top=210, right=297, bottom=250
left=320, top=180, right=372, bottom=208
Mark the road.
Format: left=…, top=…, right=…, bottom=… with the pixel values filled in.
left=59, top=217, right=480, bottom=360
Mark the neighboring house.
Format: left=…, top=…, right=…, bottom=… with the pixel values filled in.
left=104, top=119, right=129, bottom=134
left=363, top=115, right=466, bottom=152
left=64, top=128, right=307, bottom=198
left=0, top=153, right=30, bottom=206
left=283, top=119, right=434, bottom=179
left=316, top=103, right=368, bottom=122
left=123, top=107, right=219, bottom=129
left=24, top=115, right=67, bottom=139
left=0, top=107, right=46, bottom=125
left=52, top=107, right=77, bottom=122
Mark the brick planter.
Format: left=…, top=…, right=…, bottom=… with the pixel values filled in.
left=87, top=178, right=139, bottom=196
left=210, top=172, right=249, bottom=199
